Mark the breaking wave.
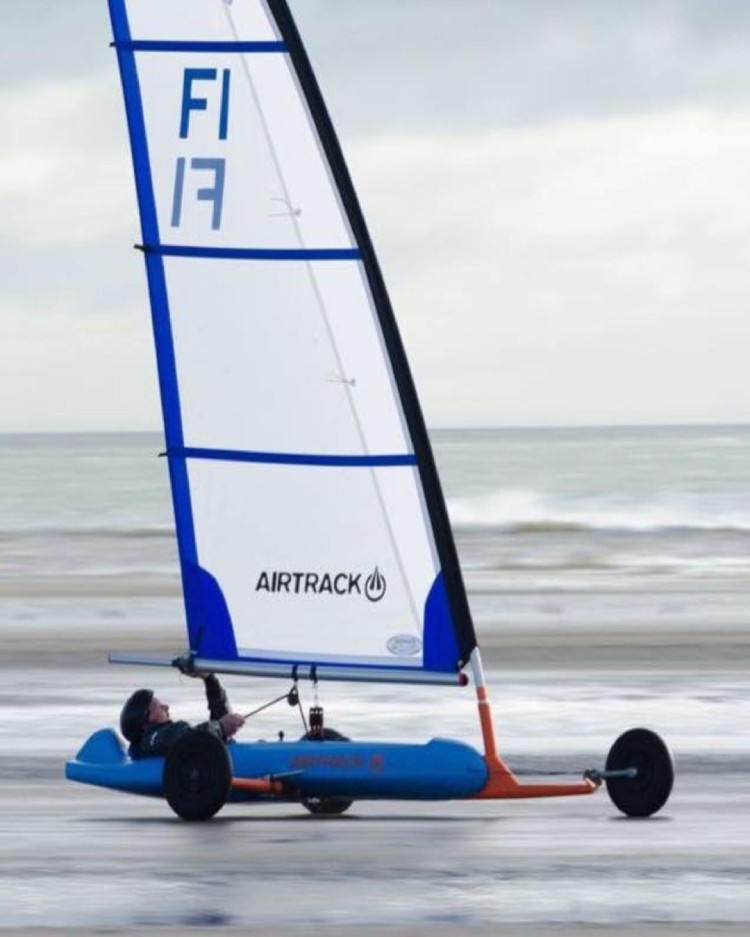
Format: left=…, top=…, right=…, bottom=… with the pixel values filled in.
left=447, top=488, right=750, bottom=535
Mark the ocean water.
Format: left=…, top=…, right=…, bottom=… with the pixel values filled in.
left=1, top=425, right=749, bottom=634
left=439, top=424, right=750, bottom=636
left=443, top=425, right=750, bottom=585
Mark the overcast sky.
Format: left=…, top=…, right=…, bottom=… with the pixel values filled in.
left=2, top=0, right=750, bottom=431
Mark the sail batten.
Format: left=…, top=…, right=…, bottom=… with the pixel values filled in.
left=114, top=41, right=287, bottom=54
left=108, top=0, right=478, bottom=682
left=146, top=246, right=361, bottom=261
left=170, top=448, right=417, bottom=468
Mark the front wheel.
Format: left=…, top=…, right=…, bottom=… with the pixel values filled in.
left=163, top=729, right=231, bottom=821
left=299, top=728, right=354, bottom=817
left=605, top=728, right=674, bottom=818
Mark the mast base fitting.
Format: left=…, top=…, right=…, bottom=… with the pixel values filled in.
left=308, top=706, right=325, bottom=739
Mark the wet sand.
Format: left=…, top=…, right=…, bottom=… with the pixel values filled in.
left=3, top=614, right=749, bottom=672
left=4, top=928, right=750, bottom=937
left=1, top=620, right=748, bottom=932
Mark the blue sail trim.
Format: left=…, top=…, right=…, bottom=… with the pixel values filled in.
left=109, top=0, right=201, bottom=648
left=170, top=447, right=417, bottom=468
left=150, top=245, right=362, bottom=262
left=184, top=565, right=238, bottom=659
left=422, top=573, right=461, bottom=673
left=115, top=40, right=287, bottom=54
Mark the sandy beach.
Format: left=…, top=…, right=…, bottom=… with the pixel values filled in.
left=3, top=609, right=748, bottom=672
left=1, top=623, right=748, bottom=933
left=4, top=927, right=750, bottom=937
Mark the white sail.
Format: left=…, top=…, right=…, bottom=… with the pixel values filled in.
left=108, top=0, right=475, bottom=681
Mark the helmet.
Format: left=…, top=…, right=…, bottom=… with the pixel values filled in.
left=120, top=688, right=154, bottom=744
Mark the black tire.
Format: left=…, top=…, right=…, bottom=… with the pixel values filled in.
left=163, top=729, right=231, bottom=821
left=605, top=728, right=674, bottom=818
left=300, top=728, right=354, bottom=817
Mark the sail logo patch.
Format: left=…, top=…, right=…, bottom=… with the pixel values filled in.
left=386, top=634, right=422, bottom=657
left=171, top=68, right=231, bottom=231
left=255, top=567, right=387, bottom=602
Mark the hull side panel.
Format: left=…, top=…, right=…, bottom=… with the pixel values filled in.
left=65, top=730, right=487, bottom=802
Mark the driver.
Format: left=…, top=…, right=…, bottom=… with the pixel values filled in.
left=119, top=672, right=245, bottom=758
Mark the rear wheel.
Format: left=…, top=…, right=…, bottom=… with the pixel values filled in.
left=605, top=728, right=674, bottom=818
left=300, top=728, right=354, bottom=817
left=163, top=730, right=231, bottom=821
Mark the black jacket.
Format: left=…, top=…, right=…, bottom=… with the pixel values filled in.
left=137, top=675, right=230, bottom=758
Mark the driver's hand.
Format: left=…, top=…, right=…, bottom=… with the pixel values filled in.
left=219, top=712, right=245, bottom=738
left=175, top=655, right=208, bottom=679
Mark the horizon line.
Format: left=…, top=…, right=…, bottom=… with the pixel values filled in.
left=1, top=420, right=748, bottom=438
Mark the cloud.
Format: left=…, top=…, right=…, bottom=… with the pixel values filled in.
left=0, top=72, right=154, bottom=432
left=3, top=2, right=750, bottom=429
left=0, top=296, right=158, bottom=433
left=295, top=0, right=750, bottom=135
left=0, top=76, right=134, bottom=248
left=345, top=105, right=750, bottom=424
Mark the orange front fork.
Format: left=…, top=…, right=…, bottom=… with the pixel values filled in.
left=471, top=655, right=598, bottom=801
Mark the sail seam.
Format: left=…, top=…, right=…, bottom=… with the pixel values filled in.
left=169, top=448, right=417, bottom=467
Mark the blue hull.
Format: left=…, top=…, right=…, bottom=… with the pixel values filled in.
left=66, top=729, right=488, bottom=803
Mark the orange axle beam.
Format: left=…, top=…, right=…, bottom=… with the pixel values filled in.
left=473, top=685, right=599, bottom=800
left=231, top=776, right=285, bottom=795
